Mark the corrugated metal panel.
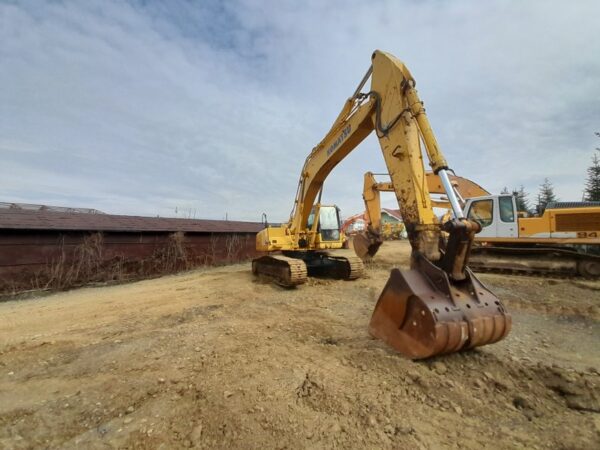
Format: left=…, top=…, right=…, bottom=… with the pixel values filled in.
left=547, top=201, right=600, bottom=209
left=0, top=230, right=262, bottom=294
left=0, top=232, right=259, bottom=268
left=555, top=212, right=600, bottom=232
left=0, top=209, right=264, bottom=233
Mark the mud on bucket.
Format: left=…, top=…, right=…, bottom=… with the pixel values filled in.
left=368, top=258, right=512, bottom=359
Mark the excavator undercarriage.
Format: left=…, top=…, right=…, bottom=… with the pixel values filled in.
left=252, top=255, right=308, bottom=287
left=252, top=251, right=364, bottom=287
left=469, top=245, right=600, bottom=278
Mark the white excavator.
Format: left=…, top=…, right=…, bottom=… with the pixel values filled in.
left=355, top=171, right=600, bottom=278
left=252, top=50, right=511, bottom=359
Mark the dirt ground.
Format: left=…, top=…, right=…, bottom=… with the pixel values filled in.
left=1, top=241, right=599, bottom=449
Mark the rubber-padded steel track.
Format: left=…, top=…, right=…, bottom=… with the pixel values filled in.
left=325, top=251, right=366, bottom=279
left=345, top=254, right=366, bottom=279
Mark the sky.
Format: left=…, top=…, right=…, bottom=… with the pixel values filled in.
left=1, top=0, right=599, bottom=221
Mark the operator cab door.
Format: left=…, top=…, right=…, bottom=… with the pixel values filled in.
left=465, top=195, right=517, bottom=238
left=307, top=205, right=342, bottom=242
left=495, top=195, right=518, bottom=238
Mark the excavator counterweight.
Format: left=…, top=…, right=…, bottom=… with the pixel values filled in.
left=253, top=50, right=511, bottom=359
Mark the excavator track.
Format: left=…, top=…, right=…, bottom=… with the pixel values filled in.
left=279, top=250, right=366, bottom=281
left=469, top=246, right=600, bottom=279
left=325, top=252, right=366, bottom=280
left=252, top=255, right=308, bottom=287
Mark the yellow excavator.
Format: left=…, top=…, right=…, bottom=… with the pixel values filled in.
left=356, top=172, right=600, bottom=277
left=253, top=50, right=511, bottom=359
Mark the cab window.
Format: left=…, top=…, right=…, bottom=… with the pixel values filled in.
left=307, top=212, right=315, bottom=229
left=307, top=207, right=340, bottom=241
left=319, top=207, right=339, bottom=230
left=467, top=199, right=494, bottom=228
left=499, top=196, right=515, bottom=223
left=320, top=207, right=340, bottom=241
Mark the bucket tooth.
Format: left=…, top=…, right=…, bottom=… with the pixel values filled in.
left=369, top=255, right=511, bottom=359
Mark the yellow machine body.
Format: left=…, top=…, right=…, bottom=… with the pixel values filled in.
left=506, top=206, right=599, bottom=243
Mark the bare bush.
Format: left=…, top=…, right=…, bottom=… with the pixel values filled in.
left=71, top=232, right=104, bottom=281
left=225, top=234, right=243, bottom=263
left=43, top=233, right=104, bottom=290
left=151, top=231, right=189, bottom=273
left=207, top=233, right=220, bottom=265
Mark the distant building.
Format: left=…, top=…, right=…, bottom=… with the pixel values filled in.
left=380, top=208, right=402, bottom=224
left=0, top=202, right=105, bottom=215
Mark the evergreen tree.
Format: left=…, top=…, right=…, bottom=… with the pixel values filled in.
left=500, top=186, right=509, bottom=194
left=583, top=133, right=600, bottom=201
left=536, top=178, right=557, bottom=214
left=584, top=153, right=600, bottom=201
left=511, top=185, right=531, bottom=214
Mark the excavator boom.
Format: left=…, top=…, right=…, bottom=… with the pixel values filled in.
left=253, top=50, right=511, bottom=359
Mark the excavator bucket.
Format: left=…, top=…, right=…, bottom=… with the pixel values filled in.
left=369, top=253, right=511, bottom=359
left=352, top=231, right=383, bottom=260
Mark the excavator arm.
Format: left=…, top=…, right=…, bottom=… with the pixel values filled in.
left=260, top=51, right=456, bottom=257
left=254, top=50, right=511, bottom=359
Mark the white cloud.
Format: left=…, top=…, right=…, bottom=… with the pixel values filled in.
left=1, top=0, right=599, bottom=221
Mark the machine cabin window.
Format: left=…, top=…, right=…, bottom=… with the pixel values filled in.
left=319, top=206, right=341, bottom=241
left=307, top=206, right=341, bottom=241
left=467, top=199, right=494, bottom=228
left=319, top=207, right=340, bottom=230
left=499, top=196, right=515, bottom=223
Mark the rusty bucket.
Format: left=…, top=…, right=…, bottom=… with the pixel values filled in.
left=369, top=254, right=511, bottom=359
left=352, top=231, right=383, bottom=260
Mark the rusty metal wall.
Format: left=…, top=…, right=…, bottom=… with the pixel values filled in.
left=0, top=230, right=260, bottom=294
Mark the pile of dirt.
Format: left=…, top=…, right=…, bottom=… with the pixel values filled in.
left=0, top=241, right=598, bottom=449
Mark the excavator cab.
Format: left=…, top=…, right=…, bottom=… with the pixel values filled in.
left=464, top=195, right=518, bottom=238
